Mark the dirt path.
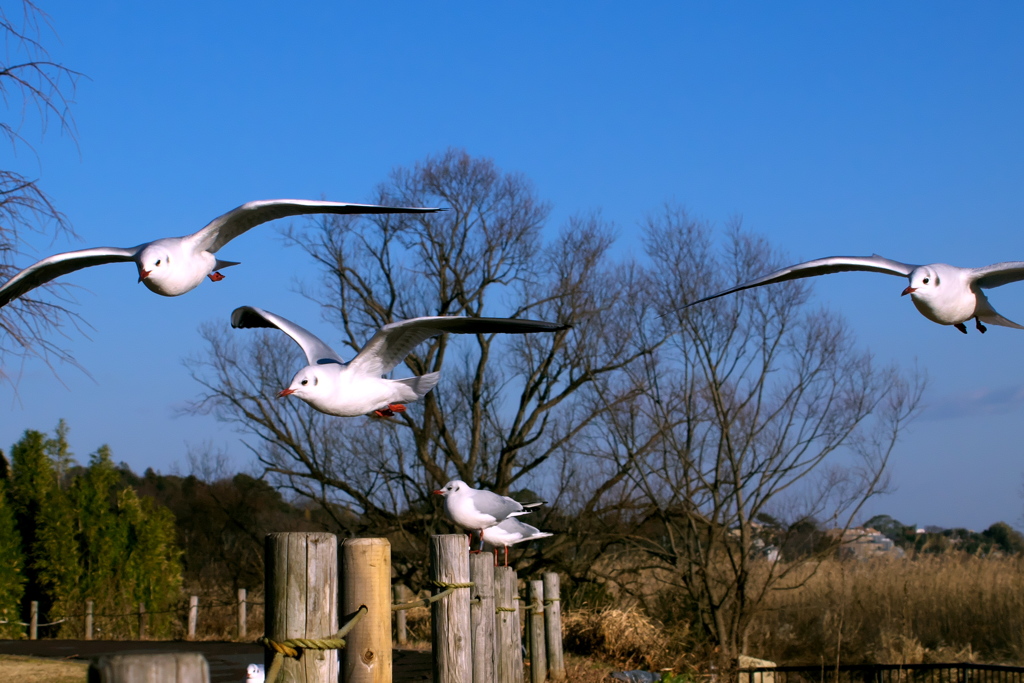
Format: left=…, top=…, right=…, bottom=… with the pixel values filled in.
left=0, top=640, right=432, bottom=682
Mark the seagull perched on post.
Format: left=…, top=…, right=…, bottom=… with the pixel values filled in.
left=0, top=199, right=442, bottom=307
left=231, top=307, right=568, bottom=417
left=433, top=479, right=545, bottom=551
left=481, top=518, right=553, bottom=566
left=678, top=254, right=1024, bottom=334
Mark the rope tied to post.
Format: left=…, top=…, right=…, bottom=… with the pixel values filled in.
left=258, top=605, right=367, bottom=683
left=391, top=580, right=476, bottom=612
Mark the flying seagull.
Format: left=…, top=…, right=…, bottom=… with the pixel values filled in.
left=679, top=254, right=1024, bottom=334
left=433, top=479, right=545, bottom=551
left=231, top=306, right=568, bottom=417
left=481, top=517, right=553, bottom=566
left=0, top=199, right=442, bottom=307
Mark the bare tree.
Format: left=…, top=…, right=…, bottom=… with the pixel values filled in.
left=578, top=207, right=923, bottom=662
left=186, top=149, right=659, bottom=577
left=0, top=0, right=81, bottom=381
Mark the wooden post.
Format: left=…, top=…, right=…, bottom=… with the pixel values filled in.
left=430, top=534, right=471, bottom=683
left=265, top=532, right=339, bottom=682
left=89, top=653, right=210, bottom=682
left=528, top=580, right=547, bottom=683
left=470, top=553, right=496, bottom=683
left=394, top=585, right=408, bottom=645
left=543, top=573, right=565, bottom=681
left=494, top=566, right=524, bottom=683
left=187, top=596, right=198, bottom=640
left=237, top=588, right=247, bottom=640
left=85, top=599, right=94, bottom=640
left=138, top=602, right=147, bottom=640
left=29, top=600, right=37, bottom=640
left=340, top=537, right=392, bottom=683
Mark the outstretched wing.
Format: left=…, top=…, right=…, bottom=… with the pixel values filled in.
left=230, top=306, right=344, bottom=366
left=0, top=246, right=141, bottom=308
left=682, top=254, right=917, bottom=309
left=191, top=199, right=445, bottom=253
left=969, top=262, right=1024, bottom=290
left=347, top=315, right=568, bottom=377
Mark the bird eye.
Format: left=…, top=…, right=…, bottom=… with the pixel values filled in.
left=923, top=278, right=929, bottom=284
left=301, top=379, right=308, bottom=386
left=155, top=259, right=161, bottom=266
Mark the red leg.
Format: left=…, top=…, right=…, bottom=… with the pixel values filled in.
left=504, top=546, right=509, bottom=567
left=975, top=317, right=988, bottom=333
left=954, top=322, right=968, bottom=334
left=208, top=271, right=226, bottom=282
left=469, top=529, right=486, bottom=554
left=372, top=407, right=395, bottom=418
left=388, top=403, right=407, bottom=413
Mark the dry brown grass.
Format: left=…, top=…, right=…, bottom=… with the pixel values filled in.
left=749, top=555, right=1024, bottom=665
left=563, top=605, right=691, bottom=671
left=0, top=655, right=87, bottom=683
left=563, top=653, right=622, bottom=682
left=560, top=554, right=1024, bottom=671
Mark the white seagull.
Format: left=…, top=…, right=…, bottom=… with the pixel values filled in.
left=681, top=254, right=1024, bottom=334
left=231, top=306, right=568, bottom=417
left=244, top=663, right=265, bottom=682
left=433, top=479, right=545, bottom=551
left=0, top=199, right=442, bottom=307
left=481, top=518, right=553, bottom=566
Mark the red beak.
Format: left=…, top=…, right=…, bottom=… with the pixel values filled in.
left=278, top=388, right=296, bottom=397
left=432, top=490, right=444, bottom=495
left=901, top=286, right=916, bottom=296
left=138, top=269, right=151, bottom=282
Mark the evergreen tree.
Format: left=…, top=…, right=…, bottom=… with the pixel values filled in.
left=6, top=423, right=184, bottom=637
left=0, top=480, right=24, bottom=637
left=34, top=480, right=80, bottom=626
left=119, top=487, right=183, bottom=638
left=7, top=429, right=56, bottom=618
left=46, top=419, right=76, bottom=489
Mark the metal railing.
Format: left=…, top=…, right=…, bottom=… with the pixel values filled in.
left=740, top=663, right=1024, bottom=683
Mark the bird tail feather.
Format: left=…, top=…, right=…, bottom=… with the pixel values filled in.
left=394, top=371, right=442, bottom=400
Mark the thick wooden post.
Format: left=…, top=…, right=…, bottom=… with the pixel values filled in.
left=29, top=600, right=37, bottom=640
left=85, top=599, right=94, bottom=640
left=138, top=602, right=147, bottom=640
left=494, top=566, right=523, bottom=683
left=431, top=534, right=471, bottom=683
left=89, top=653, right=210, bottom=682
left=528, top=580, right=547, bottom=683
left=187, top=596, right=198, bottom=640
left=237, top=588, right=247, bottom=640
left=340, top=537, right=392, bottom=683
left=469, top=553, right=496, bottom=683
left=394, top=585, right=408, bottom=646
left=543, top=573, right=565, bottom=681
left=265, top=532, right=339, bottom=682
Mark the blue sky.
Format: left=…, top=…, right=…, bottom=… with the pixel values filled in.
left=3, top=2, right=1024, bottom=531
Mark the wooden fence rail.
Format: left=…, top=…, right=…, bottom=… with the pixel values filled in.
left=45, top=532, right=565, bottom=683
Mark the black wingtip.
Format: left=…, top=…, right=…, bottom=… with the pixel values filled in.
left=229, top=306, right=250, bottom=328
left=230, top=306, right=266, bottom=329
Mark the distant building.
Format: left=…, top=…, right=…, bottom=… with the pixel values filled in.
left=828, top=527, right=905, bottom=560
